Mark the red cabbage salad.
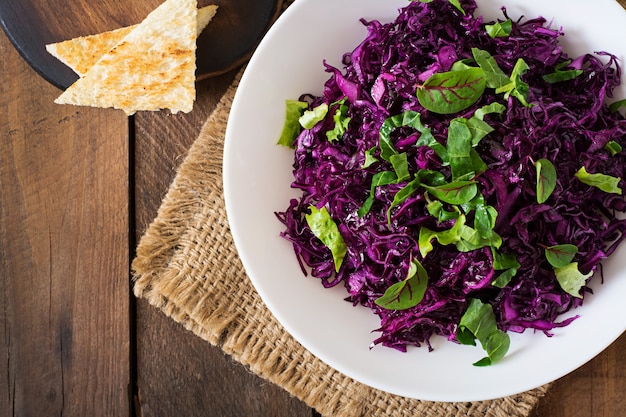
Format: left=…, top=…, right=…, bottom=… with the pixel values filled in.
left=275, top=0, right=626, bottom=366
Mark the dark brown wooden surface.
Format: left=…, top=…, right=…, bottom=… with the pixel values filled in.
left=0, top=0, right=282, bottom=89
left=1, top=15, right=625, bottom=417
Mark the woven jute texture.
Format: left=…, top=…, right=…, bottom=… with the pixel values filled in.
left=131, top=69, right=551, bottom=416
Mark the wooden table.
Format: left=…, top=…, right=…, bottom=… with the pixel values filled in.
left=1, top=23, right=625, bottom=417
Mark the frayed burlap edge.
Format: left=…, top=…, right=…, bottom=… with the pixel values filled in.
left=131, top=69, right=551, bottom=417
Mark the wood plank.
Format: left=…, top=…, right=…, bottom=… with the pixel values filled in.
left=132, top=69, right=315, bottom=417
left=0, top=30, right=130, bottom=416
left=531, top=333, right=626, bottom=417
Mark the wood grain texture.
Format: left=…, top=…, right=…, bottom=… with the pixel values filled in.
left=132, top=69, right=315, bottom=417
left=0, top=0, right=282, bottom=89
left=531, top=333, right=626, bottom=417
left=0, top=29, right=130, bottom=417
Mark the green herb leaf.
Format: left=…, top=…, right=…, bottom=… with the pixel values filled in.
left=491, top=248, right=520, bottom=288
left=605, top=141, right=623, bottom=156
left=545, top=244, right=578, bottom=268
left=375, top=259, right=429, bottom=310
left=379, top=111, right=433, bottom=161
left=357, top=171, right=398, bottom=218
left=456, top=224, right=502, bottom=252
left=458, top=298, right=510, bottom=366
left=542, top=70, right=583, bottom=83
left=416, top=67, right=486, bottom=114
left=362, top=146, right=378, bottom=168
left=542, top=61, right=583, bottom=84
left=466, top=117, right=493, bottom=145
left=491, top=248, right=520, bottom=270
left=299, top=102, right=328, bottom=129
left=277, top=100, right=308, bottom=148
left=575, top=166, right=622, bottom=195
left=426, top=199, right=460, bottom=222
left=474, top=204, right=498, bottom=238
left=418, top=214, right=466, bottom=258
left=415, top=0, right=465, bottom=14
left=326, top=99, right=351, bottom=142
left=491, top=269, right=517, bottom=288
left=471, top=48, right=510, bottom=89
left=422, top=180, right=478, bottom=205
left=609, top=98, right=626, bottom=113
left=447, top=118, right=475, bottom=180
left=555, top=262, right=592, bottom=298
left=448, top=0, right=465, bottom=14
left=485, top=19, right=512, bottom=38
left=496, top=58, right=531, bottom=106
left=451, top=59, right=476, bottom=72
left=305, top=206, right=347, bottom=273
left=535, top=158, right=557, bottom=203
left=388, top=177, right=422, bottom=223
left=473, top=330, right=510, bottom=366
left=390, top=152, right=410, bottom=182
left=417, top=169, right=447, bottom=187
left=473, top=102, right=506, bottom=121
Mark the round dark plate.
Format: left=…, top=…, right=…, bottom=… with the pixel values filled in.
left=0, top=0, right=282, bottom=89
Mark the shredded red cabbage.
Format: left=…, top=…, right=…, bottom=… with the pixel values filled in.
left=276, top=0, right=626, bottom=354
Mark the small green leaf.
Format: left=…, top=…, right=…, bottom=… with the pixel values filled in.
left=609, top=98, right=626, bottom=113
left=456, top=224, right=502, bottom=252
left=390, top=152, right=410, bottom=182
left=305, top=206, right=347, bottom=273
left=451, top=59, right=476, bottom=71
left=542, top=60, right=583, bottom=84
left=491, top=268, right=517, bottom=288
left=448, top=0, right=465, bottom=14
left=277, top=100, right=308, bottom=148
left=543, top=69, right=583, bottom=83
left=447, top=118, right=475, bottom=180
left=426, top=198, right=459, bottom=222
left=471, top=48, right=510, bottom=89
left=473, top=330, right=510, bottom=366
left=605, top=141, right=623, bottom=156
left=545, top=244, right=578, bottom=268
left=496, top=58, right=531, bottom=106
left=555, top=262, right=593, bottom=298
left=469, top=149, right=488, bottom=176
left=417, top=169, right=447, bottom=187
left=375, top=260, right=429, bottom=310
left=417, top=67, right=486, bottom=114
left=535, top=158, right=557, bottom=203
left=379, top=111, right=433, bottom=161
left=474, top=204, right=498, bottom=238
left=299, top=102, right=328, bottom=129
left=362, top=147, right=378, bottom=168
left=485, top=19, right=512, bottom=38
left=418, top=214, right=466, bottom=258
left=575, top=166, right=622, bottom=195
left=466, top=117, right=494, bottom=146
left=422, top=180, right=478, bottom=205
left=458, top=298, right=510, bottom=366
left=473, top=102, right=506, bottom=121
left=388, top=176, right=422, bottom=222
left=492, top=251, right=519, bottom=270
left=357, top=171, right=397, bottom=218
left=326, top=99, right=351, bottom=142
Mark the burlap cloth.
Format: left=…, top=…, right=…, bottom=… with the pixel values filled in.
left=131, top=68, right=552, bottom=416
left=132, top=1, right=551, bottom=413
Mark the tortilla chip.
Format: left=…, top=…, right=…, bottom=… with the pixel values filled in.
left=46, top=5, right=217, bottom=77
left=54, top=0, right=198, bottom=115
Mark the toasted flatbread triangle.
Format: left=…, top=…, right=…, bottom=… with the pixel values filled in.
left=46, top=5, right=217, bottom=77
left=55, top=0, right=198, bottom=115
